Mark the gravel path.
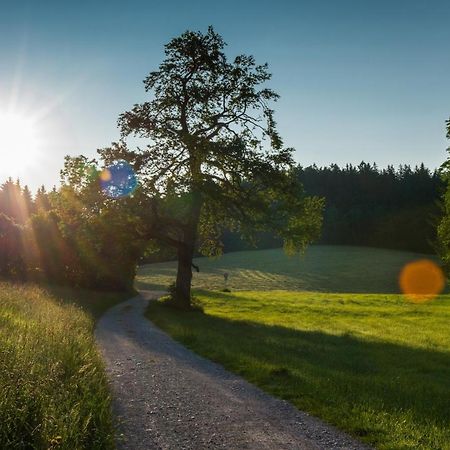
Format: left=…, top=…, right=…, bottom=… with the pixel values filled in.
left=95, top=291, right=370, bottom=450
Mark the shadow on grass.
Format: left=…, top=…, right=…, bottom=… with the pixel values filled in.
left=146, top=301, right=450, bottom=448
left=134, top=280, right=168, bottom=292
left=44, top=284, right=134, bottom=320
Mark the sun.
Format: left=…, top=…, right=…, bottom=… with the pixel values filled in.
left=0, top=112, right=40, bottom=170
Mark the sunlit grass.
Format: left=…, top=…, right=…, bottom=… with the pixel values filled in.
left=140, top=245, right=449, bottom=449
left=0, top=282, right=127, bottom=449
left=148, top=290, right=450, bottom=449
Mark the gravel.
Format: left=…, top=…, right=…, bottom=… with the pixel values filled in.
left=95, top=291, right=371, bottom=450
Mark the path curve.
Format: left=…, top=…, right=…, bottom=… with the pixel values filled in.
left=96, top=292, right=370, bottom=450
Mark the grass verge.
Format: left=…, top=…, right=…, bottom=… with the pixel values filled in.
left=147, top=290, right=450, bottom=450
left=0, top=282, right=128, bottom=449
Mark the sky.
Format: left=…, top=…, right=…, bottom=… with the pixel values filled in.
left=0, top=0, right=449, bottom=191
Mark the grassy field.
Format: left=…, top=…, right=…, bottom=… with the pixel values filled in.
left=141, top=246, right=450, bottom=449
left=0, top=282, right=127, bottom=449
left=137, top=245, right=439, bottom=293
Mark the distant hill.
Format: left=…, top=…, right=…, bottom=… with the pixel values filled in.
left=137, top=245, right=440, bottom=293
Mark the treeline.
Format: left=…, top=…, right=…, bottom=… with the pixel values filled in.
left=0, top=159, right=148, bottom=290
left=222, top=162, right=443, bottom=254
left=299, top=162, right=442, bottom=253
left=0, top=160, right=443, bottom=285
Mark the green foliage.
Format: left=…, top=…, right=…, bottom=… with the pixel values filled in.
left=147, top=290, right=450, bottom=450
left=0, top=157, right=149, bottom=290
left=0, top=213, right=24, bottom=278
left=0, top=282, right=117, bottom=449
left=437, top=118, right=450, bottom=272
left=48, top=156, right=150, bottom=289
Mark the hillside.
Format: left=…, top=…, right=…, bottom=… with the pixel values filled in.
left=137, top=245, right=439, bottom=293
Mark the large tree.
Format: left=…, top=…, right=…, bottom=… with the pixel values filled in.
left=100, top=27, right=323, bottom=308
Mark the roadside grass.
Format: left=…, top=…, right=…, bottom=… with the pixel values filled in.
left=137, top=245, right=438, bottom=293
left=147, top=290, right=450, bottom=450
left=0, top=282, right=128, bottom=449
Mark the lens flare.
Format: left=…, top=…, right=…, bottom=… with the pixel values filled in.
left=399, top=259, right=445, bottom=302
left=99, top=169, right=112, bottom=182
left=100, top=160, right=137, bottom=198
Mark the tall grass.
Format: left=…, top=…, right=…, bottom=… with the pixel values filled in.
left=0, top=282, right=117, bottom=449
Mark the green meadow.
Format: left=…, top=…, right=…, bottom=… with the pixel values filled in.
left=0, top=282, right=127, bottom=449
left=136, top=245, right=438, bottom=293
left=140, top=246, right=450, bottom=450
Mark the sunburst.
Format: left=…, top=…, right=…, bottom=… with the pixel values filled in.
left=0, top=111, right=40, bottom=172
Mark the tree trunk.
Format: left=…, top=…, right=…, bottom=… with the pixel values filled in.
left=175, top=241, right=194, bottom=309
left=174, top=190, right=202, bottom=309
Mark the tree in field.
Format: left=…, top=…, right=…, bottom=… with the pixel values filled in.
left=100, top=27, right=323, bottom=308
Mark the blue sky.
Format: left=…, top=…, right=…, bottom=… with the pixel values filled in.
left=0, top=0, right=449, bottom=190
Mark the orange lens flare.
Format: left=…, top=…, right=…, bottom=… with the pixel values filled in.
left=99, top=169, right=112, bottom=182
left=399, top=259, right=445, bottom=303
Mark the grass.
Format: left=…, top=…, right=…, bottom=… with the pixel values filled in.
left=0, top=281, right=128, bottom=449
left=137, top=245, right=439, bottom=293
left=140, top=246, right=450, bottom=449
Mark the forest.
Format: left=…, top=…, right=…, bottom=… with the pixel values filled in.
left=218, top=162, right=443, bottom=255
